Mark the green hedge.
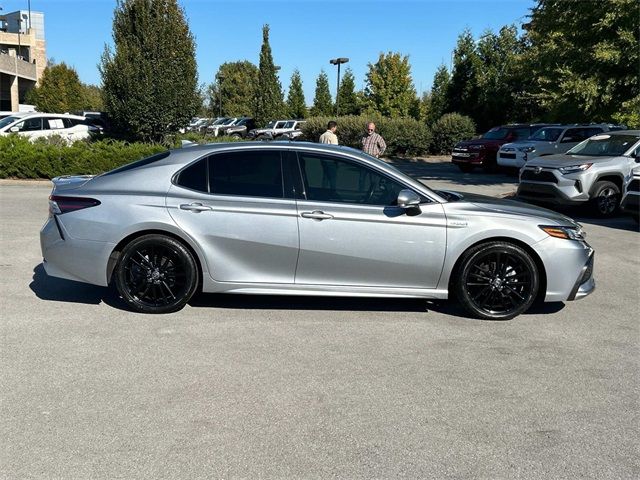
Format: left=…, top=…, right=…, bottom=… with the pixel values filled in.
left=0, top=136, right=166, bottom=179
left=300, top=115, right=432, bottom=156
left=430, top=113, right=476, bottom=154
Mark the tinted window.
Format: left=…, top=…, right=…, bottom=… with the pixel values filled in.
left=531, top=128, right=563, bottom=142
left=177, top=158, right=208, bottom=192
left=16, top=117, right=42, bottom=132
left=209, top=150, right=283, bottom=198
left=298, top=153, right=405, bottom=206
left=513, top=128, right=531, bottom=140
left=482, top=128, right=509, bottom=140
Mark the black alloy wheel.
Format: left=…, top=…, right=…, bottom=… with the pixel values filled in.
left=454, top=241, right=539, bottom=320
left=591, top=180, right=620, bottom=217
left=115, top=234, right=198, bottom=314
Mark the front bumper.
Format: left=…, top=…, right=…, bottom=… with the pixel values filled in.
left=498, top=150, right=527, bottom=168
left=451, top=150, right=489, bottom=165
left=517, top=167, right=590, bottom=205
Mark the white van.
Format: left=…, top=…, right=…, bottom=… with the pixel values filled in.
left=0, top=112, right=94, bottom=142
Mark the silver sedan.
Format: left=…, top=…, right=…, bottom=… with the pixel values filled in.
left=40, top=143, right=595, bottom=320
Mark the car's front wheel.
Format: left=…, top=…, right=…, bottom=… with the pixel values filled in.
left=114, top=234, right=198, bottom=314
left=453, top=241, right=539, bottom=320
left=591, top=180, right=620, bottom=217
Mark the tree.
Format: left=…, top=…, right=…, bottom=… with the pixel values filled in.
left=337, top=67, right=360, bottom=116
left=255, top=24, right=285, bottom=126
left=523, top=0, right=639, bottom=124
left=209, top=61, right=259, bottom=117
left=100, top=0, right=200, bottom=142
left=25, top=63, right=85, bottom=113
left=286, top=69, right=307, bottom=119
left=474, top=26, right=527, bottom=130
left=81, top=84, right=104, bottom=111
left=447, top=29, right=481, bottom=121
left=310, top=70, right=333, bottom=117
left=424, top=64, right=450, bottom=125
left=364, top=52, right=418, bottom=118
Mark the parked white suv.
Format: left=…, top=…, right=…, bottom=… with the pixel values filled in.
left=248, top=119, right=305, bottom=139
left=0, top=112, right=93, bottom=142
left=498, top=124, right=616, bottom=169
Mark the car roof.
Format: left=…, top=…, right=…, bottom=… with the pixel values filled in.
left=4, top=112, right=86, bottom=120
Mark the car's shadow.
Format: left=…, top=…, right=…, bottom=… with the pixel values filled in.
left=31, top=263, right=566, bottom=320
left=29, top=263, right=122, bottom=308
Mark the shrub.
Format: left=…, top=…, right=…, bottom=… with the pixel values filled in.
left=301, top=115, right=432, bottom=156
left=430, top=113, right=476, bottom=154
left=0, top=135, right=166, bottom=179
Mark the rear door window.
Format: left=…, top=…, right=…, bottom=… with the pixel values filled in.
left=45, top=118, right=66, bottom=130
left=209, top=150, right=283, bottom=198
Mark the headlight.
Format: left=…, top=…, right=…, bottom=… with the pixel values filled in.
left=518, top=146, right=535, bottom=153
left=539, top=225, right=586, bottom=241
left=558, top=163, right=592, bottom=175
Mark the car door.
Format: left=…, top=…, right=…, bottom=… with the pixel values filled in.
left=166, top=149, right=300, bottom=284
left=292, top=150, right=447, bottom=289
left=14, top=116, right=43, bottom=139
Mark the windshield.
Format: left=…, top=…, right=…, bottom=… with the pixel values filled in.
left=530, top=127, right=563, bottom=142
left=566, top=134, right=640, bottom=157
left=482, top=128, right=509, bottom=140
left=264, top=121, right=275, bottom=129
left=0, top=116, right=20, bottom=129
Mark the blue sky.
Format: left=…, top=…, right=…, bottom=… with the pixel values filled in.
left=3, top=0, right=533, bottom=102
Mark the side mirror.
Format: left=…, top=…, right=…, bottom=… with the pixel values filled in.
left=10, top=126, right=19, bottom=133
left=397, top=189, right=421, bottom=208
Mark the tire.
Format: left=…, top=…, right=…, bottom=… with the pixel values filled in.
left=453, top=241, right=539, bottom=320
left=590, top=180, right=620, bottom=217
left=230, top=133, right=241, bottom=139
left=458, top=164, right=474, bottom=173
left=115, top=234, right=198, bottom=314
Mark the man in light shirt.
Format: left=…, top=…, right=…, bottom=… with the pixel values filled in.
left=319, top=121, right=338, bottom=144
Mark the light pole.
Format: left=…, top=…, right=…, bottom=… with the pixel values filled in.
left=217, top=73, right=225, bottom=117
left=329, top=57, right=349, bottom=117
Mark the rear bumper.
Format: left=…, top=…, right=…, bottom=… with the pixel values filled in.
left=40, top=217, right=114, bottom=286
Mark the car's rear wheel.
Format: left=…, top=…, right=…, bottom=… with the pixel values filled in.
left=230, top=133, right=241, bottom=139
left=454, top=241, right=539, bottom=320
left=115, top=234, right=198, bottom=314
left=591, top=181, right=620, bottom=217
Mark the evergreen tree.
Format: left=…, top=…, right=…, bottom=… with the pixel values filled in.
left=310, top=70, right=333, bottom=117
left=447, top=29, right=481, bottom=121
left=100, top=0, right=199, bottom=141
left=424, top=64, right=450, bottom=125
left=255, top=24, right=285, bottom=126
left=286, top=69, right=307, bottom=118
left=81, top=84, right=104, bottom=111
left=337, top=67, right=360, bottom=116
left=364, top=52, right=417, bottom=118
left=26, top=63, right=85, bottom=113
left=209, top=61, right=259, bottom=117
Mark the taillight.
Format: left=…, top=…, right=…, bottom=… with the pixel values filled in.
left=49, top=195, right=101, bottom=215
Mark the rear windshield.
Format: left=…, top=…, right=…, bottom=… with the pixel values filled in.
left=102, top=151, right=170, bottom=176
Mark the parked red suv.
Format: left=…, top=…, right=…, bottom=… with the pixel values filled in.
left=452, top=124, right=552, bottom=172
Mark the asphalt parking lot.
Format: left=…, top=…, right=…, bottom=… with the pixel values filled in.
left=1, top=160, right=638, bottom=479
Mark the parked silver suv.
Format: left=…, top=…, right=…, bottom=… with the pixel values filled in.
left=498, top=124, right=616, bottom=169
left=517, top=131, right=640, bottom=216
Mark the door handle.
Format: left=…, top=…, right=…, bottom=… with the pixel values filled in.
left=180, top=203, right=213, bottom=213
left=301, top=210, right=333, bottom=220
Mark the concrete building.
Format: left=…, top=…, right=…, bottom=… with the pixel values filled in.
left=0, top=10, right=46, bottom=111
